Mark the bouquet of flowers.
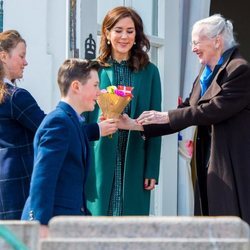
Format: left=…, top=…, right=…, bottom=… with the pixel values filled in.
left=97, top=85, right=133, bottom=119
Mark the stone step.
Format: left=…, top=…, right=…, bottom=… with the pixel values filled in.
left=48, top=216, right=250, bottom=239
left=0, top=221, right=39, bottom=250
left=40, top=238, right=250, bottom=250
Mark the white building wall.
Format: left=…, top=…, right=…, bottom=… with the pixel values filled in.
left=3, top=0, right=68, bottom=113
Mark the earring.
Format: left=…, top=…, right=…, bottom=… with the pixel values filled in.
left=134, top=41, right=136, bottom=45
left=107, top=40, right=110, bottom=45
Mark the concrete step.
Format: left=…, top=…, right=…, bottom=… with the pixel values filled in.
left=48, top=216, right=250, bottom=239
left=40, top=238, right=250, bottom=250
left=0, top=221, right=39, bottom=250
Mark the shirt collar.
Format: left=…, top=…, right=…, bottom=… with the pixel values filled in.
left=4, top=78, right=15, bottom=87
left=60, top=100, right=85, bottom=123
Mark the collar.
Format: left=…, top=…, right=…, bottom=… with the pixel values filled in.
left=4, top=78, right=16, bottom=87
left=59, top=100, right=85, bottom=123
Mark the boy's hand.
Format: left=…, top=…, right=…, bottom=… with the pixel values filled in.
left=98, top=118, right=118, bottom=136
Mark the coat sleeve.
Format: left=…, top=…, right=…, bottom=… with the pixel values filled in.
left=141, top=76, right=198, bottom=138
left=144, top=65, right=162, bottom=182
left=143, top=123, right=178, bottom=137
left=29, top=117, right=70, bottom=225
left=169, top=62, right=250, bottom=131
left=11, top=88, right=45, bottom=132
left=83, top=123, right=100, bottom=141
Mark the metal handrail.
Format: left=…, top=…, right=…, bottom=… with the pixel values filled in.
left=0, top=225, right=29, bottom=250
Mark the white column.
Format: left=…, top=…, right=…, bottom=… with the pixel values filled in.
left=153, top=0, right=182, bottom=216
left=46, top=0, right=68, bottom=109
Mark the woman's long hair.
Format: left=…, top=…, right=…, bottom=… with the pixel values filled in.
left=98, top=6, right=150, bottom=71
left=0, top=61, right=5, bottom=104
left=0, top=30, right=26, bottom=103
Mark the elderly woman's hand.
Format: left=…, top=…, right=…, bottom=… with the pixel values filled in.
left=137, top=110, right=169, bottom=125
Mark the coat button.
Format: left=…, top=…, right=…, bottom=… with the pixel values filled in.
left=29, top=210, right=34, bottom=221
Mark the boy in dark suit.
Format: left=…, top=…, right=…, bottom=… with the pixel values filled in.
left=21, top=59, right=115, bottom=236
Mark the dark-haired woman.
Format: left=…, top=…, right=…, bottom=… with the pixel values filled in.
left=85, top=6, right=162, bottom=216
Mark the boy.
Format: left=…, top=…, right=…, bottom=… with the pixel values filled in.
left=21, top=59, right=115, bottom=235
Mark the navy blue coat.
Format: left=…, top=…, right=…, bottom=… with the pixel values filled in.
left=22, top=102, right=97, bottom=225
left=0, top=83, right=45, bottom=219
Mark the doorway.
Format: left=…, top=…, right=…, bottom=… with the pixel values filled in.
left=210, top=0, right=250, bottom=62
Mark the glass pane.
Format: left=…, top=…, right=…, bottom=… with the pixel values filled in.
left=149, top=46, right=158, bottom=66
left=97, top=0, right=158, bottom=36
left=131, top=0, right=158, bottom=36
left=97, top=0, right=124, bottom=25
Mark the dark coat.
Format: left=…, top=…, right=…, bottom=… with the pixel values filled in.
left=0, top=83, right=45, bottom=219
left=143, top=48, right=250, bottom=224
left=0, top=83, right=98, bottom=220
left=21, top=102, right=99, bottom=225
left=85, top=62, right=162, bottom=215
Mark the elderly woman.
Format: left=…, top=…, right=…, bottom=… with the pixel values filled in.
left=121, top=14, right=250, bottom=224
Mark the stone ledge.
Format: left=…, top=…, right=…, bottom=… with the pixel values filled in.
left=48, top=216, right=250, bottom=239
left=0, top=221, right=39, bottom=250
left=40, top=238, right=250, bottom=250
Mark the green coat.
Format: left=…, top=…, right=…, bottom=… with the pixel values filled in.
left=85, top=62, right=162, bottom=215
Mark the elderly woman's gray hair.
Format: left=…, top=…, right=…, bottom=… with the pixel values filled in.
left=192, top=14, right=238, bottom=51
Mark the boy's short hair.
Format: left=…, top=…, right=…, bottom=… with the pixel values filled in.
left=57, top=58, right=100, bottom=96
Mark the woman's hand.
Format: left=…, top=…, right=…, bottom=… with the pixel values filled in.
left=118, top=114, right=144, bottom=131
left=137, top=110, right=169, bottom=125
left=144, top=178, right=156, bottom=190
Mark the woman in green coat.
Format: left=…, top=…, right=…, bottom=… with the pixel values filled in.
left=85, top=6, right=162, bottom=215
